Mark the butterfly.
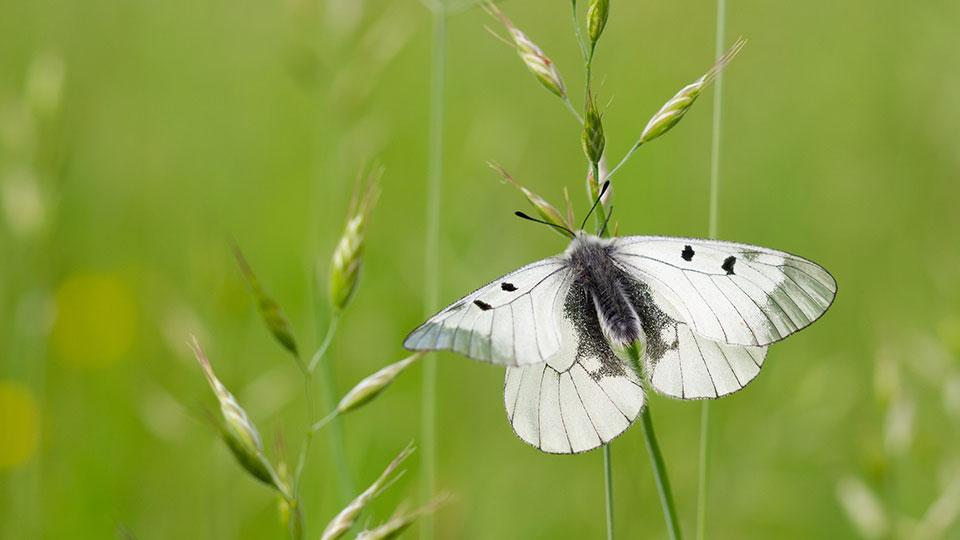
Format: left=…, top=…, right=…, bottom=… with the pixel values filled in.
left=404, top=184, right=836, bottom=454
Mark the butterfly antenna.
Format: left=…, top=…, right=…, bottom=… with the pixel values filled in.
left=580, top=181, right=610, bottom=231
left=514, top=211, right=576, bottom=238
left=598, top=205, right=614, bottom=237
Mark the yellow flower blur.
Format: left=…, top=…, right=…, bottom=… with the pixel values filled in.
left=0, top=380, right=40, bottom=469
left=52, top=273, right=137, bottom=368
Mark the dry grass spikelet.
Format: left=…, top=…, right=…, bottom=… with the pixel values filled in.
left=320, top=444, right=415, bottom=540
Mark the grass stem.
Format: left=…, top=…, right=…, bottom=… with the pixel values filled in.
left=570, top=0, right=589, bottom=62
left=421, top=5, right=447, bottom=540
left=604, top=444, right=615, bottom=540
left=695, top=402, right=711, bottom=540
left=310, top=315, right=354, bottom=503
left=308, top=314, right=340, bottom=373
left=563, top=96, right=585, bottom=125
left=697, top=1, right=726, bottom=538
left=641, top=406, right=683, bottom=540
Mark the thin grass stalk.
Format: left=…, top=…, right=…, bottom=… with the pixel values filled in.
left=697, top=1, right=727, bottom=538
left=604, top=444, right=615, bottom=540
left=641, top=407, right=683, bottom=540
left=707, top=0, right=726, bottom=242
left=597, top=166, right=615, bottom=540
left=310, top=315, right=354, bottom=503
left=696, top=403, right=710, bottom=540
left=421, top=5, right=447, bottom=540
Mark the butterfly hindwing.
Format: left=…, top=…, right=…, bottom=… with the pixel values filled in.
left=645, top=321, right=768, bottom=399
left=611, top=236, right=836, bottom=347
left=504, top=283, right=645, bottom=454
left=403, top=258, right=572, bottom=366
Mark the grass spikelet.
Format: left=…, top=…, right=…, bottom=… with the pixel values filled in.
left=489, top=162, right=572, bottom=232
left=355, top=494, right=450, bottom=540
left=231, top=242, right=300, bottom=363
left=330, top=167, right=382, bottom=314
left=313, top=353, right=424, bottom=432
left=586, top=0, right=609, bottom=48
left=188, top=336, right=285, bottom=495
left=582, top=92, right=605, bottom=166
left=637, top=38, right=745, bottom=146
left=320, top=444, right=416, bottom=540
left=484, top=2, right=567, bottom=100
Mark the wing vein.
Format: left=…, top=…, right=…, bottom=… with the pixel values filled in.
left=710, top=275, right=761, bottom=346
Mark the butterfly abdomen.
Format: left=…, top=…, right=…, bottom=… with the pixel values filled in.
left=566, top=235, right=644, bottom=347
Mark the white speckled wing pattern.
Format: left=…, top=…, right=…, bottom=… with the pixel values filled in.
left=504, top=284, right=645, bottom=454
left=611, top=236, right=837, bottom=348
left=403, top=258, right=572, bottom=367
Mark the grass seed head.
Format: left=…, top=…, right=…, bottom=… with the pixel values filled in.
left=587, top=0, right=610, bottom=47
left=231, top=243, right=300, bottom=360
left=189, top=337, right=283, bottom=492
left=485, top=3, right=567, bottom=99
left=337, top=353, right=423, bottom=415
left=329, top=168, right=381, bottom=313
left=489, top=162, right=572, bottom=232
left=582, top=93, right=606, bottom=166
left=320, top=444, right=416, bottom=540
left=355, top=494, right=450, bottom=540
left=638, top=38, right=745, bottom=145
left=311, top=353, right=421, bottom=432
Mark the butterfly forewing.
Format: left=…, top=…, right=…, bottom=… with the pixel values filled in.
left=611, top=236, right=837, bottom=347
left=403, top=258, right=572, bottom=367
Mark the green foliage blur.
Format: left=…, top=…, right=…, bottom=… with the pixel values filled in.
left=2, top=0, right=959, bottom=538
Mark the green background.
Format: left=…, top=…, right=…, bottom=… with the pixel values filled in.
left=2, top=0, right=959, bottom=538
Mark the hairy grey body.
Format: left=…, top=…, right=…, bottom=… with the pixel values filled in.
left=564, top=234, right=644, bottom=348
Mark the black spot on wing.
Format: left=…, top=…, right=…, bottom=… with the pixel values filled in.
left=473, top=299, right=493, bottom=311
left=501, top=282, right=518, bottom=292
left=722, top=256, right=736, bottom=275
left=681, top=245, right=695, bottom=262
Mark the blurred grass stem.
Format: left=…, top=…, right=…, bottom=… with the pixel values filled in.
left=697, top=1, right=726, bottom=538
left=570, top=0, right=589, bottom=61
left=308, top=314, right=339, bottom=373
left=421, top=3, right=447, bottom=540
left=308, top=314, right=353, bottom=502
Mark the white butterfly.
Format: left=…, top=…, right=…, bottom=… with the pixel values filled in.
left=404, top=207, right=836, bottom=454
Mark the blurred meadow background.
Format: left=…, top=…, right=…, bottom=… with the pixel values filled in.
left=2, top=0, right=960, bottom=538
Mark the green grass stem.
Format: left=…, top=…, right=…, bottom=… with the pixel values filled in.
left=421, top=5, right=447, bottom=540
left=641, top=406, right=683, bottom=540
left=309, top=315, right=354, bottom=503
left=697, top=1, right=727, bottom=538
left=604, top=444, right=615, bottom=540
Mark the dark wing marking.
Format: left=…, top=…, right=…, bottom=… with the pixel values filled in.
left=625, top=274, right=769, bottom=400
left=404, top=258, right=572, bottom=366
left=646, top=322, right=768, bottom=399
left=612, top=236, right=836, bottom=347
left=504, top=282, right=645, bottom=454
